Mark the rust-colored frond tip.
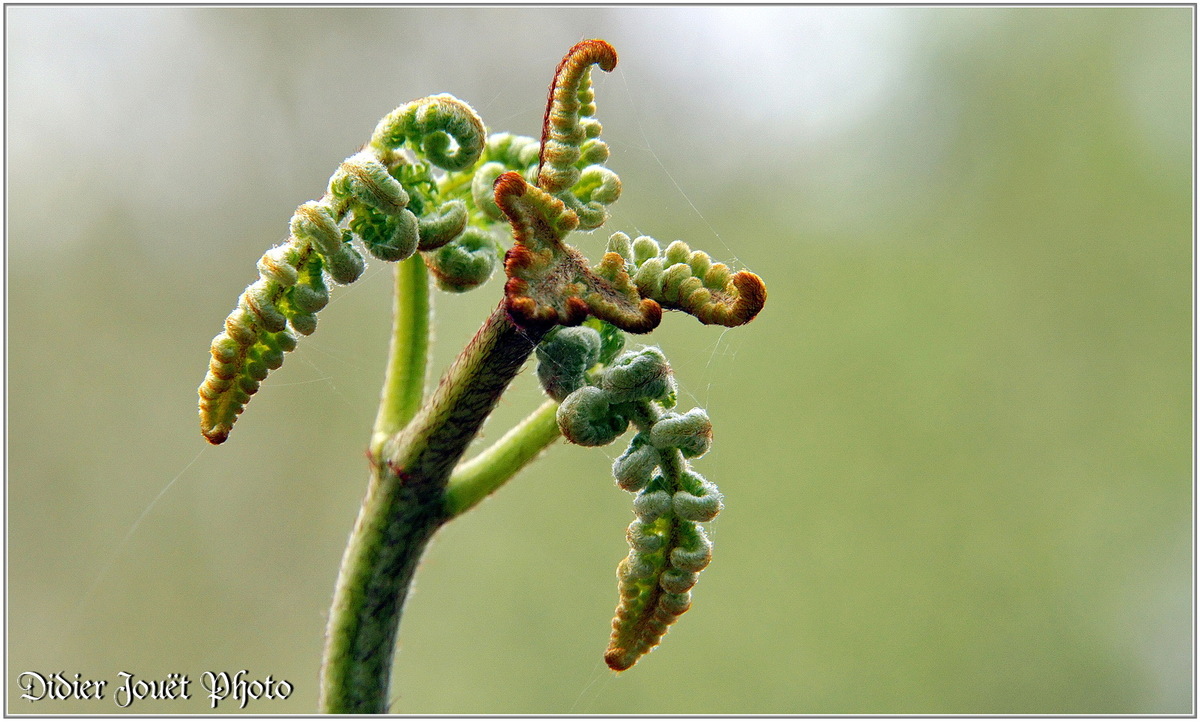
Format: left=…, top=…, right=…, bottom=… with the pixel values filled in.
left=492, top=171, right=530, bottom=209
left=203, top=428, right=229, bottom=445
left=495, top=171, right=662, bottom=334
left=571, top=39, right=619, bottom=73
left=538, top=39, right=619, bottom=177
left=605, top=649, right=634, bottom=672
left=729, top=270, right=767, bottom=325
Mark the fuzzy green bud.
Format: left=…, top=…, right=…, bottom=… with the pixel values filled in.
left=632, top=236, right=660, bottom=265
left=632, top=488, right=671, bottom=522
left=607, top=231, right=633, bottom=263
left=649, top=408, right=712, bottom=458
left=566, top=178, right=621, bottom=229
left=240, top=280, right=287, bottom=334
left=575, top=164, right=621, bottom=205
left=536, top=326, right=602, bottom=402
left=659, top=568, right=699, bottom=595
left=579, top=137, right=610, bottom=165
left=416, top=200, right=468, bottom=251
left=325, top=240, right=366, bottom=285
left=288, top=311, right=318, bottom=337
left=660, top=263, right=694, bottom=305
left=273, top=329, right=298, bottom=353
left=333, top=152, right=409, bottom=213
left=670, top=525, right=713, bottom=572
left=426, top=226, right=498, bottom=293
left=663, top=240, right=691, bottom=267
left=599, top=347, right=674, bottom=404
left=626, top=519, right=666, bottom=553
left=672, top=487, right=722, bottom=523
left=657, top=591, right=691, bottom=616
left=290, top=279, right=328, bottom=315
left=257, top=245, right=299, bottom=287
left=291, top=202, right=342, bottom=257
left=210, top=334, right=241, bottom=364
left=612, top=436, right=659, bottom=492
left=244, top=357, right=269, bottom=382
left=619, top=551, right=658, bottom=582
left=471, top=162, right=507, bottom=221
left=557, top=385, right=629, bottom=447
left=632, top=257, right=665, bottom=299
left=259, top=345, right=285, bottom=371
left=223, top=308, right=257, bottom=345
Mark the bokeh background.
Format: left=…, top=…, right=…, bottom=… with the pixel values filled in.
left=7, top=6, right=1192, bottom=714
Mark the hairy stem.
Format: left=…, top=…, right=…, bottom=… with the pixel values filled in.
left=320, top=302, right=548, bottom=713
left=318, top=466, right=442, bottom=714
left=445, top=399, right=562, bottom=517
left=371, top=256, right=432, bottom=456
left=378, top=303, right=549, bottom=485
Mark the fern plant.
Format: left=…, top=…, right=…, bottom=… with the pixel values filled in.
left=197, top=39, right=765, bottom=713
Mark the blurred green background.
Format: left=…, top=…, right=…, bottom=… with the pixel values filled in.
left=6, top=6, right=1192, bottom=714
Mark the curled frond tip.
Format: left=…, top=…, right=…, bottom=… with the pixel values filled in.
left=538, top=39, right=619, bottom=195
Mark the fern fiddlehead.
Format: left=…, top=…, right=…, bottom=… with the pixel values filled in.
left=608, top=232, right=767, bottom=327
left=538, top=329, right=722, bottom=671
left=537, top=38, right=622, bottom=229
left=503, top=41, right=761, bottom=670
left=198, top=95, right=486, bottom=444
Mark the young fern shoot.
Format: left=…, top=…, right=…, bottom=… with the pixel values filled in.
left=198, top=95, right=486, bottom=445
left=538, top=331, right=724, bottom=670
left=195, top=39, right=765, bottom=712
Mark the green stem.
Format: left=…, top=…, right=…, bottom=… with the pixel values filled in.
left=445, top=399, right=561, bottom=517
left=370, top=256, right=431, bottom=456
left=318, top=465, right=442, bottom=714
left=320, top=302, right=549, bottom=714
left=378, top=303, right=549, bottom=484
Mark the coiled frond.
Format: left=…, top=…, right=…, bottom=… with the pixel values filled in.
left=535, top=326, right=603, bottom=402
left=541, top=341, right=723, bottom=671
left=199, top=95, right=486, bottom=444
left=537, top=39, right=622, bottom=229
left=369, top=93, right=487, bottom=172
left=608, top=232, right=767, bottom=327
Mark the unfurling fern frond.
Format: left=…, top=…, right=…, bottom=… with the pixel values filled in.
left=537, top=337, right=723, bottom=671
left=607, top=232, right=767, bottom=328
left=198, top=95, right=485, bottom=444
